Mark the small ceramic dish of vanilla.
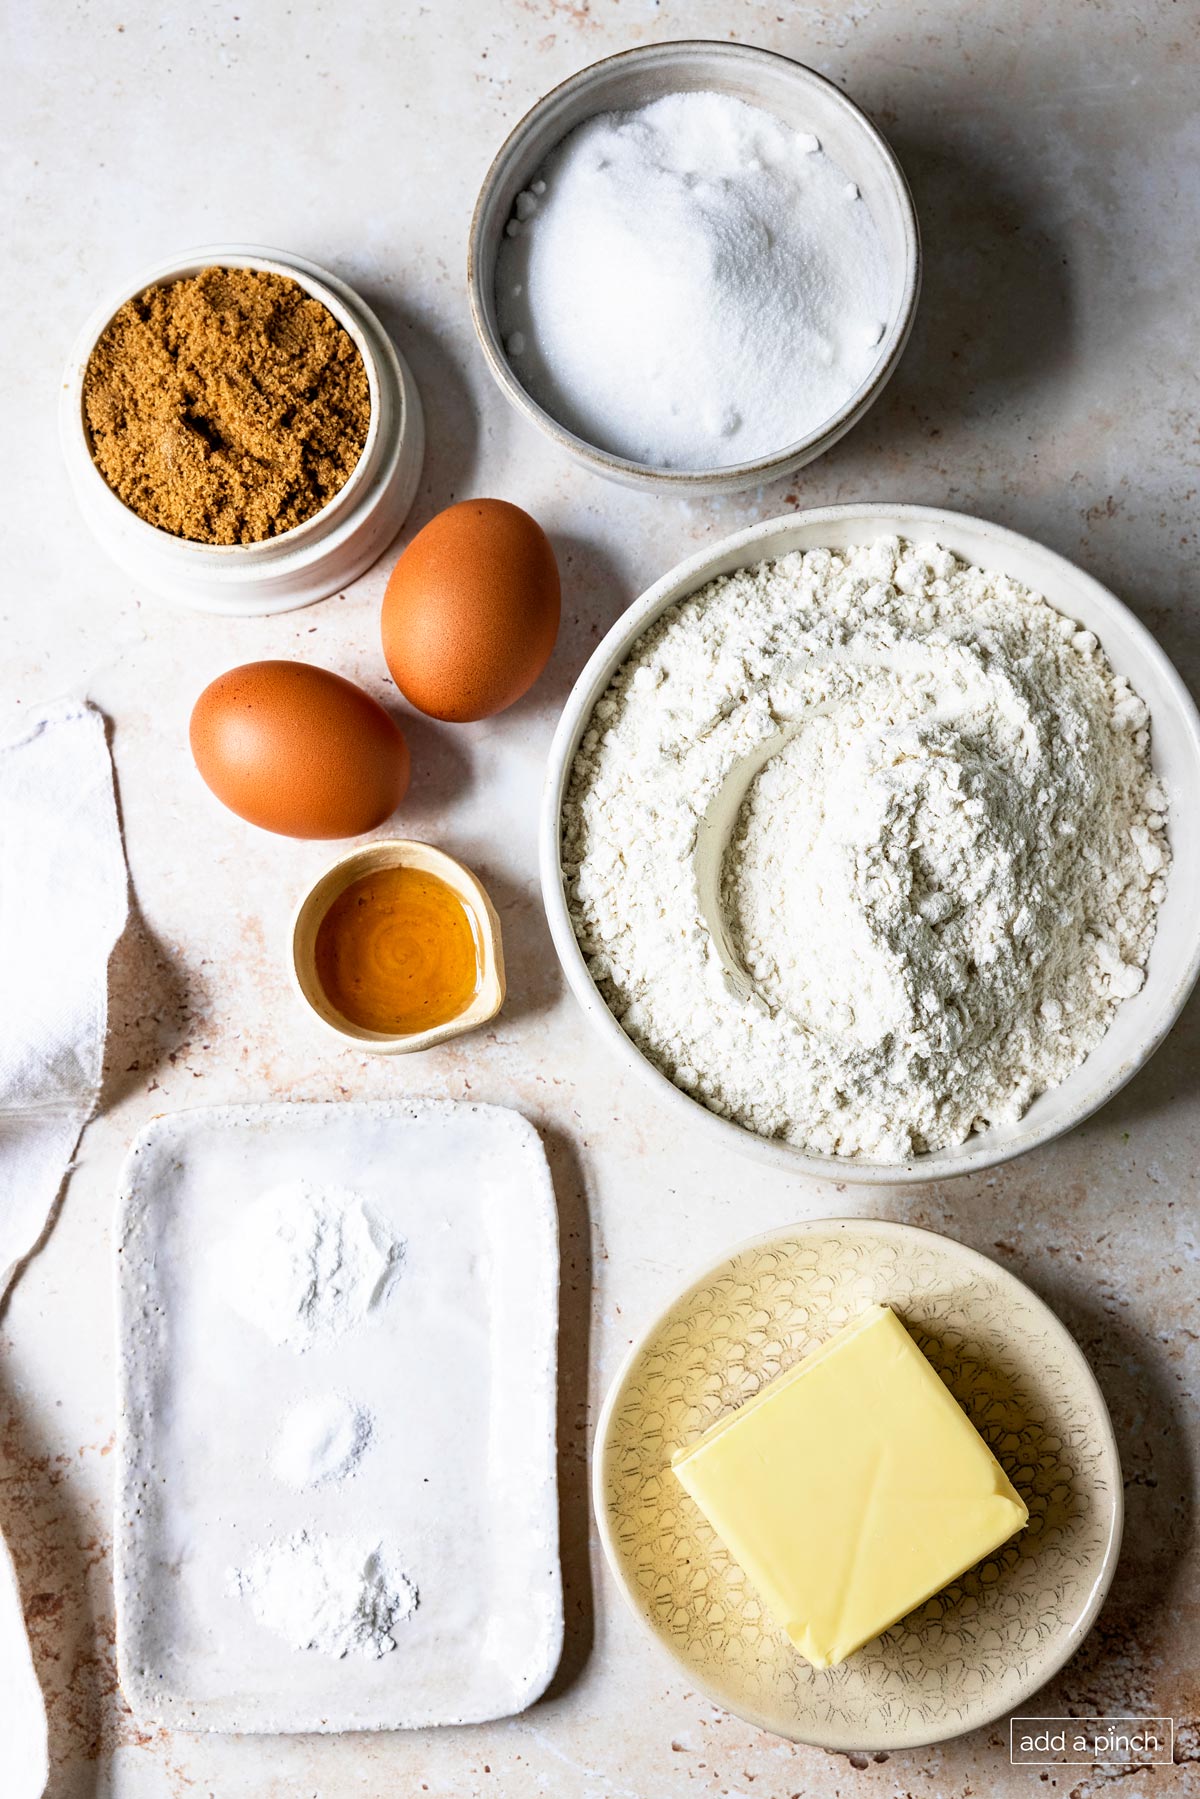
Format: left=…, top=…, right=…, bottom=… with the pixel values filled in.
left=291, top=840, right=505, bottom=1054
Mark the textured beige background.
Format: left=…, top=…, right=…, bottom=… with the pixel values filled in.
left=2, top=0, right=1198, bottom=1794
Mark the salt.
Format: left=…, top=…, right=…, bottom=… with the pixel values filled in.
left=496, top=90, right=890, bottom=470
left=270, top=1393, right=373, bottom=1490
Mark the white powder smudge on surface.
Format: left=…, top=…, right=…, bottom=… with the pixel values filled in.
left=218, top=1181, right=404, bottom=1352
left=564, top=538, right=1169, bottom=1161
left=496, top=90, right=890, bottom=470
left=229, top=1531, right=417, bottom=1659
left=270, top=1393, right=373, bottom=1490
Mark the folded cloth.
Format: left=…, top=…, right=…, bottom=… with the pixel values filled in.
left=0, top=700, right=127, bottom=1293
left=0, top=698, right=128, bottom=1799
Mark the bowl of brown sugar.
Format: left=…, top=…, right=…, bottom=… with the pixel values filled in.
left=60, top=245, right=424, bottom=615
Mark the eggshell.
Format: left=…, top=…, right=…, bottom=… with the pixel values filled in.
left=381, top=498, right=560, bottom=722
left=190, top=660, right=410, bottom=839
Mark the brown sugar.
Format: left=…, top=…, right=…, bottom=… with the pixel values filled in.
left=82, top=266, right=372, bottom=545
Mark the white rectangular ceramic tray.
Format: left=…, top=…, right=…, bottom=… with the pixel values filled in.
left=114, top=1098, right=561, bottom=1733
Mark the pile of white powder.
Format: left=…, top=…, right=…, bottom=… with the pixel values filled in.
left=270, top=1393, right=374, bottom=1490
left=229, top=1531, right=417, bottom=1660
left=218, top=1182, right=419, bottom=1657
left=496, top=91, right=890, bottom=469
left=219, top=1180, right=404, bottom=1353
left=563, top=538, right=1169, bottom=1160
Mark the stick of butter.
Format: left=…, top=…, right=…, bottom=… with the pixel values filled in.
left=671, top=1303, right=1028, bottom=1670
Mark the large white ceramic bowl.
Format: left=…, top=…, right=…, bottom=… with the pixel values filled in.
left=468, top=42, right=920, bottom=497
left=540, top=504, right=1200, bottom=1184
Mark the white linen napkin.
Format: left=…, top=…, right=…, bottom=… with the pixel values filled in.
left=0, top=697, right=128, bottom=1798
left=0, top=699, right=127, bottom=1291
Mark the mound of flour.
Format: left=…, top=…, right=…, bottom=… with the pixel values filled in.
left=563, top=538, right=1169, bottom=1159
left=229, top=1531, right=417, bottom=1659
left=218, top=1181, right=404, bottom=1352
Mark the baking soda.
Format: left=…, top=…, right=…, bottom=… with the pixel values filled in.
left=496, top=90, right=890, bottom=469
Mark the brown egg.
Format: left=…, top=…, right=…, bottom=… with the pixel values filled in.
left=189, top=661, right=410, bottom=839
left=381, top=498, right=560, bottom=722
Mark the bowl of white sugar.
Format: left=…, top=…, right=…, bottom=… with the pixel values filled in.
left=468, top=43, right=920, bottom=495
left=542, top=504, right=1200, bottom=1182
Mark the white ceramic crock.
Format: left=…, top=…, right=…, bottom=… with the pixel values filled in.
left=60, top=244, right=424, bottom=615
left=469, top=41, right=921, bottom=496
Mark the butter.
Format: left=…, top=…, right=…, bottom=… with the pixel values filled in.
left=671, top=1304, right=1028, bottom=1670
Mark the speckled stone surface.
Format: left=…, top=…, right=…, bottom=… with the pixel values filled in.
left=1, top=1, right=1197, bottom=1794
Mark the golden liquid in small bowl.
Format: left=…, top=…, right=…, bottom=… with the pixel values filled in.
left=313, top=863, right=481, bottom=1035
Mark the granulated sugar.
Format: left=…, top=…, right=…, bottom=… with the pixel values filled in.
left=496, top=91, right=890, bottom=469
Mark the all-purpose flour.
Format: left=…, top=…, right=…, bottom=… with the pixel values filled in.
left=218, top=1181, right=404, bottom=1352
left=564, top=539, right=1169, bottom=1159
left=229, top=1531, right=417, bottom=1659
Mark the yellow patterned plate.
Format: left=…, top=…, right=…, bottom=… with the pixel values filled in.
left=594, top=1218, right=1121, bottom=1752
